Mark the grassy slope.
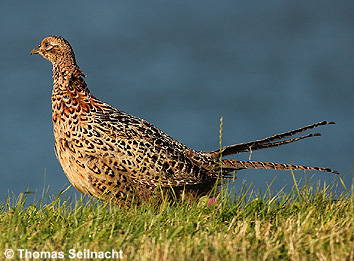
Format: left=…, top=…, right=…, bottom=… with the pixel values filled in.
left=0, top=184, right=353, bottom=261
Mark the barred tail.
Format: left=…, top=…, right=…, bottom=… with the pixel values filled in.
left=210, top=121, right=335, bottom=156
left=221, top=160, right=339, bottom=175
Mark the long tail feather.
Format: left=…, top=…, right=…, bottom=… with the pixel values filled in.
left=211, top=121, right=335, bottom=156
left=221, top=160, right=339, bottom=175
left=239, top=133, right=321, bottom=152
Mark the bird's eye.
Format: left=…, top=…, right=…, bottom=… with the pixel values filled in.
left=44, top=42, right=49, bottom=47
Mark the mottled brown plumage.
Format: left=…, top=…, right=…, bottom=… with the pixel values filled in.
left=31, top=36, right=338, bottom=204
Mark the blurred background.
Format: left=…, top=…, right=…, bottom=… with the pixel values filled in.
left=0, top=0, right=353, bottom=200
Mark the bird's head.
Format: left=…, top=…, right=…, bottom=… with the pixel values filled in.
left=31, top=36, right=77, bottom=66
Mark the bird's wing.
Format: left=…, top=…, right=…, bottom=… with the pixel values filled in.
left=80, top=108, right=213, bottom=187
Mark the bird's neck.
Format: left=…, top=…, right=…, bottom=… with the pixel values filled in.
left=51, top=63, right=90, bottom=95
left=51, top=63, right=93, bottom=115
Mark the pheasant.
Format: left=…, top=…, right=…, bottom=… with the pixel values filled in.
left=31, top=36, right=338, bottom=204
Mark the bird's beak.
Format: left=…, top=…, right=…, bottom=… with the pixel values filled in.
left=30, top=45, right=40, bottom=55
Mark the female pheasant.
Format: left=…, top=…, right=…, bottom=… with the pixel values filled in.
left=31, top=36, right=338, bottom=204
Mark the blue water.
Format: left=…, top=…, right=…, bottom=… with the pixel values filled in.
left=0, top=1, right=353, bottom=201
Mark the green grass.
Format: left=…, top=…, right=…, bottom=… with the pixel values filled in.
left=0, top=183, right=353, bottom=261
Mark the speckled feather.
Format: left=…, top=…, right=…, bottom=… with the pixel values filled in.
left=32, top=36, right=339, bottom=204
